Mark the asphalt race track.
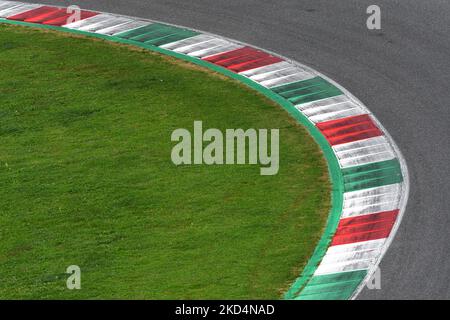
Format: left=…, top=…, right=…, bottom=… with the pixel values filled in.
left=18, top=0, right=450, bottom=299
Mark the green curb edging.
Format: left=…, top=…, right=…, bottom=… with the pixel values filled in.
left=0, top=18, right=344, bottom=299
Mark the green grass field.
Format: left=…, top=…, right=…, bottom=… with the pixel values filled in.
left=0, top=24, right=330, bottom=299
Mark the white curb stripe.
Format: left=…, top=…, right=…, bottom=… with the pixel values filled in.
left=0, top=2, right=39, bottom=17
left=63, top=13, right=114, bottom=29
left=253, top=67, right=307, bottom=83
left=342, top=184, right=401, bottom=218
left=333, top=136, right=396, bottom=168
left=333, top=135, right=389, bottom=153
left=0, top=1, right=19, bottom=11
left=296, top=95, right=366, bottom=123
left=260, top=69, right=313, bottom=88
left=343, top=184, right=402, bottom=201
left=314, top=259, right=373, bottom=275
left=320, top=248, right=382, bottom=265
left=0, top=0, right=22, bottom=10
left=69, top=14, right=132, bottom=33
left=96, top=19, right=149, bottom=36
left=159, top=34, right=216, bottom=50
left=175, top=38, right=234, bottom=55
left=325, top=238, right=385, bottom=255
left=252, top=66, right=301, bottom=81
left=190, top=43, right=243, bottom=58
left=313, top=225, right=390, bottom=276
left=239, top=61, right=293, bottom=77
left=240, top=62, right=314, bottom=86
left=338, top=149, right=395, bottom=169
left=342, top=203, right=399, bottom=219
left=65, top=13, right=115, bottom=30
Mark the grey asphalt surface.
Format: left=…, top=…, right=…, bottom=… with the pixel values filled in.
left=19, top=0, right=450, bottom=299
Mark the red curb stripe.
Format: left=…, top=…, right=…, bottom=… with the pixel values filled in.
left=229, top=56, right=282, bottom=73
left=7, top=5, right=50, bottom=20
left=24, top=8, right=64, bottom=23
left=203, top=47, right=263, bottom=63
left=338, top=210, right=399, bottom=227
left=43, top=11, right=98, bottom=26
left=316, top=114, right=383, bottom=146
left=331, top=210, right=399, bottom=246
left=203, top=46, right=282, bottom=73
left=7, top=6, right=98, bottom=26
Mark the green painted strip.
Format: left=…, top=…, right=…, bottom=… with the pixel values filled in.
left=145, top=30, right=199, bottom=46
left=307, top=269, right=367, bottom=285
left=301, top=279, right=361, bottom=295
left=116, top=22, right=199, bottom=46
left=342, top=159, right=403, bottom=192
left=0, top=18, right=345, bottom=300
left=129, top=27, right=175, bottom=42
left=114, top=23, right=158, bottom=38
left=297, top=270, right=367, bottom=300
left=296, top=287, right=355, bottom=300
left=271, top=76, right=343, bottom=105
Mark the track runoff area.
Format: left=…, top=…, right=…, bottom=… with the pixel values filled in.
left=0, top=0, right=409, bottom=311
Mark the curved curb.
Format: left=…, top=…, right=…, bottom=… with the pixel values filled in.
left=0, top=1, right=409, bottom=300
